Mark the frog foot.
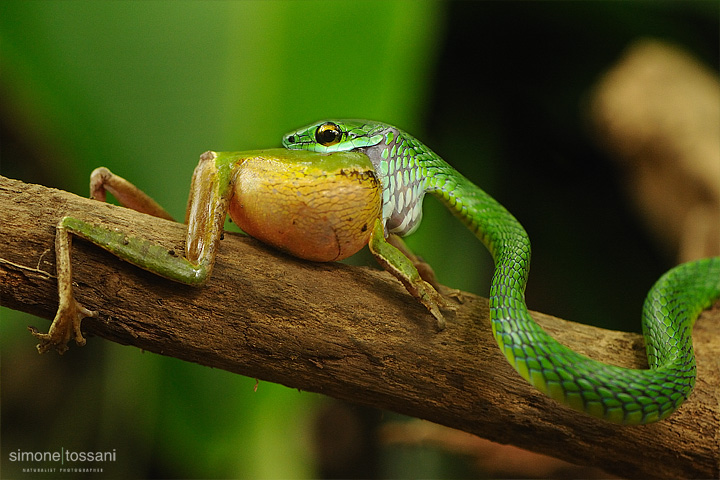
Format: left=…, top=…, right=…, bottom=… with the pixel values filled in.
left=29, top=300, right=97, bottom=354
left=414, top=280, right=456, bottom=331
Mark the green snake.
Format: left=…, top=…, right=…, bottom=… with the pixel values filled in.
left=283, top=119, right=720, bottom=425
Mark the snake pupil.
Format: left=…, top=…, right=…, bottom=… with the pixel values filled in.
left=315, top=122, right=342, bottom=146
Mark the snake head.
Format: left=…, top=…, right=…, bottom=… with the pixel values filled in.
left=282, top=119, right=388, bottom=153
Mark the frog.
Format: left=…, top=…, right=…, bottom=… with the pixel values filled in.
left=30, top=146, right=447, bottom=354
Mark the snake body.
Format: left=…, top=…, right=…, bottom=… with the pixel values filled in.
left=283, top=119, right=720, bottom=424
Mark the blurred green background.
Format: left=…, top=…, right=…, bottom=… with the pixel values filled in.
left=1, top=1, right=717, bottom=478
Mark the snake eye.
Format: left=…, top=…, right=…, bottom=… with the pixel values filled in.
left=315, top=122, right=342, bottom=146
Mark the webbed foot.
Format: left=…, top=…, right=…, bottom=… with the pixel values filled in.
left=29, top=299, right=97, bottom=354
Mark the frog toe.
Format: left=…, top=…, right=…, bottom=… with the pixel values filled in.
left=29, top=300, right=97, bottom=354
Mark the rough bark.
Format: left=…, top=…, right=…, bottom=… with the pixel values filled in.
left=1, top=175, right=718, bottom=479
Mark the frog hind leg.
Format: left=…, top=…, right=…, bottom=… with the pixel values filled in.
left=90, top=167, right=175, bottom=221
left=29, top=219, right=98, bottom=354
left=30, top=154, right=232, bottom=353
left=29, top=169, right=179, bottom=354
left=368, top=219, right=448, bottom=330
left=29, top=167, right=174, bottom=354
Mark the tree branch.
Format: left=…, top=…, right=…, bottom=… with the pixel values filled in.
left=1, top=175, right=718, bottom=479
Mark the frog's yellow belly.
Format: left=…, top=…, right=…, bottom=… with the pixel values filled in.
left=228, top=156, right=381, bottom=262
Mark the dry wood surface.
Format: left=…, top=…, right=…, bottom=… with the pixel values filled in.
left=1, top=175, right=718, bottom=479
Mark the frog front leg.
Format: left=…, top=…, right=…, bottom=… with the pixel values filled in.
left=30, top=151, right=233, bottom=354
left=368, top=219, right=448, bottom=330
left=385, top=234, right=442, bottom=291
